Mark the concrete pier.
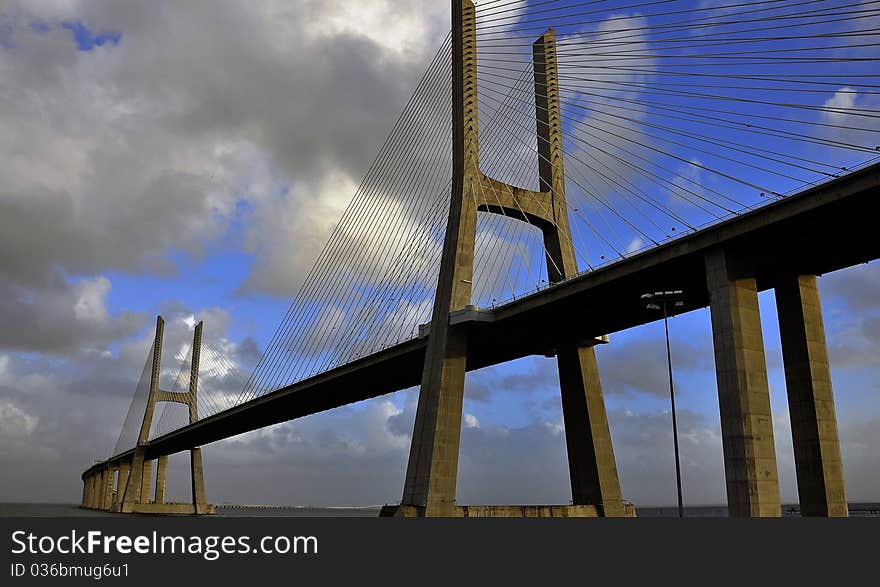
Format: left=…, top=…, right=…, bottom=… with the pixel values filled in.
left=102, top=468, right=114, bottom=510
left=706, top=249, right=781, bottom=517
left=775, top=275, right=848, bottom=516
left=140, top=459, right=154, bottom=504
left=155, top=455, right=168, bottom=504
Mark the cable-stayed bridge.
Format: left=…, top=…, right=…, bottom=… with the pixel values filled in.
left=82, top=0, right=880, bottom=517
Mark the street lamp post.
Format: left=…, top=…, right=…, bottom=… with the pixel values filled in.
left=641, top=290, right=685, bottom=518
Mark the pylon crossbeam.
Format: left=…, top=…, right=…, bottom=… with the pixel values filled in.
left=477, top=174, right=556, bottom=232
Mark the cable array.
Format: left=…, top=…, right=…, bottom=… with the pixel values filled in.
left=112, top=346, right=154, bottom=456
left=471, top=0, right=879, bottom=273
left=111, top=2, right=880, bottom=447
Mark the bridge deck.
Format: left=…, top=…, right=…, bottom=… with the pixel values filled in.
left=86, top=163, right=880, bottom=478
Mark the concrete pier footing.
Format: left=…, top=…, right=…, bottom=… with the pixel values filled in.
left=382, top=504, right=636, bottom=518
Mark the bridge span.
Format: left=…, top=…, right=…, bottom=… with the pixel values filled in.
left=81, top=0, right=880, bottom=518
left=83, top=158, right=879, bottom=515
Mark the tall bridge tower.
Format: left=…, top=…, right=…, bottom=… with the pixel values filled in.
left=82, top=317, right=213, bottom=515
left=392, top=0, right=630, bottom=517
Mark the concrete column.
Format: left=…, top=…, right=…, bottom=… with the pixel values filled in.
left=705, top=249, right=780, bottom=517
left=155, top=455, right=168, bottom=504
left=191, top=448, right=208, bottom=514
left=115, top=461, right=130, bottom=511
left=400, top=0, right=479, bottom=516
left=97, top=473, right=106, bottom=509
left=775, top=275, right=848, bottom=517
left=557, top=347, right=625, bottom=514
left=84, top=476, right=93, bottom=508
left=121, top=449, right=145, bottom=513
left=533, top=28, right=625, bottom=516
left=102, top=468, right=114, bottom=510
left=140, top=459, right=154, bottom=504
left=533, top=28, right=577, bottom=281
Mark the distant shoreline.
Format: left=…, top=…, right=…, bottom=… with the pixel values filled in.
left=3, top=502, right=879, bottom=517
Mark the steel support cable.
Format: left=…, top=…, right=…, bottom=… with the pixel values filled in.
left=305, top=145, right=448, bottom=369
left=490, top=48, right=880, bottom=68
left=516, top=80, right=848, bottom=178
left=197, top=343, right=243, bottom=418
left=287, top=55, right=456, bottom=381
left=367, top=189, right=453, bottom=350
left=236, top=37, right=454, bottom=404
left=475, top=0, right=565, bottom=18
left=478, top=63, right=622, bottom=258
left=200, top=342, right=241, bottom=416
left=540, top=66, right=880, bottom=83
left=328, top=192, right=448, bottom=361
left=239, top=34, right=454, bottom=402
left=470, top=151, right=527, bottom=302
left=470, top=58, right=556, bottom=302
left=288, top=119, right=454, bottom=378
left=276, top=48, right=454, bottom=385
left=480, top=69, right=880, bottom=165
left=561, top=121, right=749, bottom=213
left=479, top=63, right=880, bottom=121
left=235, top=37, right=452, bottom=405
left=512, top=34, right=880, bottom=59
left=477, top=0, right=876, bottom=40
left=494, top=49, right=880, bottom=68
left=568, top=142, right=701, bottom=231
left=154, top=345, right=194, bottom=437
left=319, top=89, right=454, bottom=361
left=551, top=73, right=880, bottom=118
left=476, top=0, right=792, bottom=31
left=284, top=127, right=451, bottom=379
left=477, top=88, right=646, bottom=258
left=478, top=76, right=768, bottom=216
left=561, top=100, right=848, bottom=177
left=550, top=51, right=880, bottom=63
left=477, top=0, right=673, bottom=28
left=366, top=64, right=550, bottom=347
left=113, top=345, right=154, bottom=456
left=471, top=65, right=557, bottom=302
left=551, top=86, right=854, bottom=170
left=482, top=77, right=669, bottom=245
left=477, top=0, right=831, bottom=36
left=548, top=80, right=880, bottom=145
left=323, top=183, right=450, bottom=369
left=478, top=68, right=585, bottom=297
left=561, top=110, right=786, bottom=197
left=278, top=42, right=454, bottom=372
left=479, top=87, right=680, bottom=245
left=558, top=77, right=880, bottom=95
left=479, top=27, right=880, bottom=53
left=478, top=6, right=879, bottom=48
left=198, top=343, right=245, bottom=420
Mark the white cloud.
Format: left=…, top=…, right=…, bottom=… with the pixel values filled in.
left=73, top=276, right=111, bottom=322
left=0, top=400, right=38, bottom=436
left=819, top=87, right=880, bottom=148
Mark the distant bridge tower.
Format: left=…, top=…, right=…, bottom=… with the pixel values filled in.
left=82, top=316, right=212, bottom=515
left=391, top=0, right=631, bottom=517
